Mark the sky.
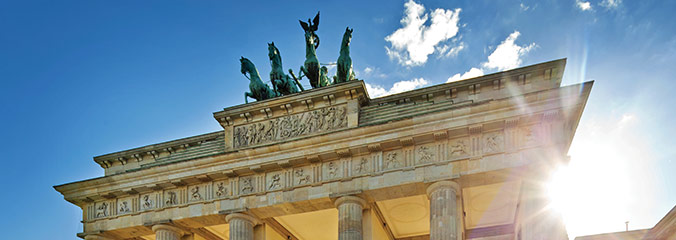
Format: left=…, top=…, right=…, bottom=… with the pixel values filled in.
left=1, top=0, right=675, bottom=239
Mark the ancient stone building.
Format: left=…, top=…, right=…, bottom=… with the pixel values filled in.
left=55, top=58, right=592, bottom=240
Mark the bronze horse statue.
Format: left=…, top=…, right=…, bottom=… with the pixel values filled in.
left=335, top=27, right=355, bottom=84
left=268, top=42, right=302, bottom=95
left=240, top=57, right=276, bottom=103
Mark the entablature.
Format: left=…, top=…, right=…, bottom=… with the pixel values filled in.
left=55, top=80, right=592, bottom=212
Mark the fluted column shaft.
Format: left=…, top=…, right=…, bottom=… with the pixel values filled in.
left=226, top=213, right=259, bottom=240
left=152, top=224, right=183, bottom=240
left=335, top=196, right=367, bottom=240
left=427, top=181, right=460, bottom=240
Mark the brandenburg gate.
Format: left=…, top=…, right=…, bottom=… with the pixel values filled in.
left=55, top=59, right=592, bottom=240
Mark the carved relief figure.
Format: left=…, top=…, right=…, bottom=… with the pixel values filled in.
left=215, top=182, right=227, bottom=197
left=241, top=177, right=254, bottom=194
left=450, top=140, right=467, bottom=156
left=233, top=106, right=347, bottom=148
left=143, top=195, right=153, bottom=209
left=118, top=201, right=130, bottom=213
left=327, top=162, right=338, bottom=178
left=96, top=202, right=108, bottom=218
left=268, top=174, right=281, bottom=190
left=190, top=186, right=201, bottom=200
left=484, top=133, right=503, bottom=153
left=354, top=158, right=368, bottom=173
left=165, top=191, right=177, bottom=206
left=385, top=152, right=399, bottom=168
left=524, top=127, right=536, bottom=145
left=295, top=169, right=311, bottom=185
left=417, top=146, right=433, bottom=163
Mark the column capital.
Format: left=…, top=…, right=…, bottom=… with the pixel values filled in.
left=151, top=224, right=185, bottom=235
left=84, top=234, right=113, bottom=240
left=426, top=180, right=460, bottom=197
left=225, top=213, right=261, bottom=226
left=334, top=195, right=367, bottom=209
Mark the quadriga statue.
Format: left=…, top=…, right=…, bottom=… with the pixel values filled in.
left=240, top=57, right=277, bottom=103
left=334, top=27, right=355, bottom=84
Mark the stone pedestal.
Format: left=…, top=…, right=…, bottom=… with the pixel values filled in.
left=152, top=224, right=184, bottom=240
left=335, top=196, right=367, bottom=240
left=226, top=213, right=260, bottom=240
left=427, top=181, right=460, bottom=240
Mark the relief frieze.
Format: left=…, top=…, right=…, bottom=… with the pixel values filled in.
left=267, top=172, right=283, bottom=190
left=141, top=194, right=155, bottom=211
left=384, top=150, right=402, bottom=169
left=117, top=198, right=132, bottom=214
left=240, top=176, right=255, bottom=194
left=189, top=185, right=203, bottom=201
left=324, top=161, right=343, bottom=180
left=416, top=145, right=435, bottom=164
left=85, top=129, right=518, bottom=221
left=214, top=181, right=228, bottom=198
left=95, top=202, right=108, bottom=218
left=165, top=191, right=178, bottom=206
left=353, top=157, right=369, bottom=175
left=294, top=167, right=312, bottom=186
left=449, top=138, right=469, bottom=158
left=233, top=105, right=347, bottom=148
left=483, top=132, right=504, bottom=154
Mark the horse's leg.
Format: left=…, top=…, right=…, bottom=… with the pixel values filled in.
left=301, top=66, right=315, bottom=88
left=245, top=92, right=251, bottom=104
left=271, top=79, right=279, bottom=95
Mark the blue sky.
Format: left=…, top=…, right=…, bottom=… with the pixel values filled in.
left=1, top=0, right=675, bottom=239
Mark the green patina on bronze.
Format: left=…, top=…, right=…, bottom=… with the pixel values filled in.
left=268, top=42, right=302, bottom=95
left=240, top=57, right=277, bottom=103
left=320, top=66, right=331, bottom=87
left=299, top=12, right=326, bottom=88
left=238, top=11, right=358, bottom=103
left=334, top=27, right=355, bottom=84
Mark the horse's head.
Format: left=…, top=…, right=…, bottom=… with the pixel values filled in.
left=240, top=57, right=250, bottom=75
left=267, top=42, right=278, bottom=60
left=342, top=27, right=353, bottom=46
left=304, top=30, right=319, bottom=50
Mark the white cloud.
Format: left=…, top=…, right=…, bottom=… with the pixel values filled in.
left=520, top=3, right=530, bottom=11
left=360, top=66, right=388, bottom=79
left=437, top=42, right=465, bottom=58
left=447, top=67, right=484, bottom=82
left=576, top=0, right=592, bottom=11
left=447, top=31, right=535, bottom=82
left=385, top=0, right=463, bottom=66
left=482, top=31, right=536, bottom=71
left=366, top=78, right=429, bottom=98
left=600, top=0, right=621, bottom=9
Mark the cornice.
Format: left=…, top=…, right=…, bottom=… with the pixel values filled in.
left=92, top=131, right=223, bottom=168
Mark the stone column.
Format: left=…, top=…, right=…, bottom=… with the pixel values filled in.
left=84, top=234, right=113, bottom=240
left=152, top=224, right=184, bottom=240
left=426, top=181, right=460, bottom=240
left=334, top=196, right=367, bottom=240
left=226, top=213, right=259, bottom=240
